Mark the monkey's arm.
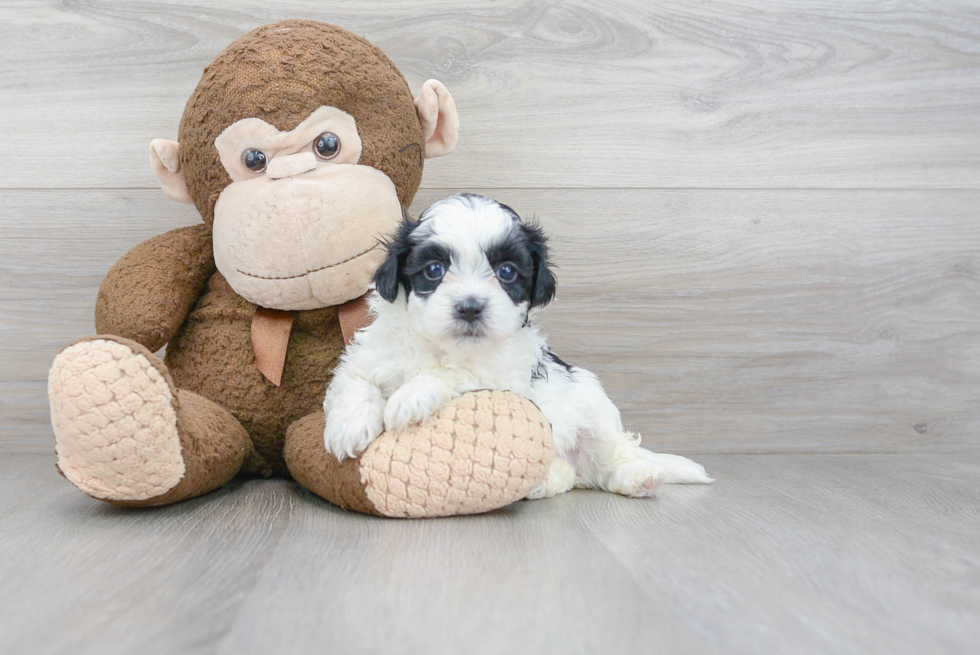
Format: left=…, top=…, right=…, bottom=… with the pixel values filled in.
left=95, top=224, right=215, bottom=352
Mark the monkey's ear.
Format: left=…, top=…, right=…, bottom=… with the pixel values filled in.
left=414, top=80, right=459, bottom=159
left=149, top=139, right=193, bottom=204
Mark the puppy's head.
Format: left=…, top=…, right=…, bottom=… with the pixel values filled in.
left=374, top=193, right=556, bottom=346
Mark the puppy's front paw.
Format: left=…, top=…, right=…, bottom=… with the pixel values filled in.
left=324, top=403, right=384, bottom=461
left=383, top=385, right=443, bottom=432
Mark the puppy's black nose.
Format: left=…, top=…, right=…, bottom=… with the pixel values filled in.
left=456, top=298, right=485, bottom=323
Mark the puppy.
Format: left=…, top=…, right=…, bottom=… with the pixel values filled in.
left=323, top=194, right=712, bottom=498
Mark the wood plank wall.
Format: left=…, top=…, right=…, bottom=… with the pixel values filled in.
left=1, top=1, right=978, bottom=454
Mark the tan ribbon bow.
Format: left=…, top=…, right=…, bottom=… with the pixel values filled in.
left=250, top=293, right=374, bottom=386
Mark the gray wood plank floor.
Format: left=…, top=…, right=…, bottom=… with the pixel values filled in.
left=1, top=453, right=977, bottom=655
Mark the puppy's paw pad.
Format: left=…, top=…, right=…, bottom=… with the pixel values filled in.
left=635, top=474, right=665, bottom=497
left=324, top=405, right=383, bottom=460
left=609, top=461, right=667, bottom=498
left=383, top=386, right=441, bottom=432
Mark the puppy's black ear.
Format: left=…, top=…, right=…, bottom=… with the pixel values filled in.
left=522, top=221, right=557, bottom=309
left=374, top=215, right=417, bottom=302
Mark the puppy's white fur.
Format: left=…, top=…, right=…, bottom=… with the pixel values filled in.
left=323, top=194, right=712, bottom=498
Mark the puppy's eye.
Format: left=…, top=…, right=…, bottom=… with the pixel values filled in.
left=496, top=263, right=518, bottom=283
left=314, top=132, right=341, bottom=160
left=424, top=262, right=446, bottom=280
left=242, top=149, right=268, bottom=172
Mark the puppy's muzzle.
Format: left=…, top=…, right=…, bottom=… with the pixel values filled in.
left=455, top=297, right=486, bottom=324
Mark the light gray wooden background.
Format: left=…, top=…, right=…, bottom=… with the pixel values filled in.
left=1, top=2, right=978, bottom=654
left=2, top=0, right=979, bottom=455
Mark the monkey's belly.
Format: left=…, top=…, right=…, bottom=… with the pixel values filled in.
left=164, top=272, right=344, bottom=474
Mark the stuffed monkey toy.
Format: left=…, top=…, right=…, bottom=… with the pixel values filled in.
left=47, top=20, right=552, bottom=518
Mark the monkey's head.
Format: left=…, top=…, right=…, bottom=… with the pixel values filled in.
left=149, top=20, right=458, bottom=310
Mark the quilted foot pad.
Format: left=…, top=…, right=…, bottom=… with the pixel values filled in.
left=358, top=390, right=554, bottom=518
left=48, top=338, right=185, bottom=501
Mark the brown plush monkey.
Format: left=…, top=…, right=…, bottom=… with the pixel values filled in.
left=48, top=20, right=552, bottom=517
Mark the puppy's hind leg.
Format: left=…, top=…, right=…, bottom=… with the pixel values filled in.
left=575, top=388, right=712, bottom=497
left=590, top=437, right=670, bottom=498
left=637, top=449, right=714, bottom=484
left=525, top=457, right=576, bottom=500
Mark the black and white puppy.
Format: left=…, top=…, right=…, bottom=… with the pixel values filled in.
left=322, top=194, right=712, bottom=498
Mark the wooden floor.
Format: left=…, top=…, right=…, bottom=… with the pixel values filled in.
left=1, top=452, right=978, bottom=655
left=2, top=1, right=979, bottom=653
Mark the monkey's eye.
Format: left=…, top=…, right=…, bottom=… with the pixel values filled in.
left=496, top=263, right=518, bottom=283
left=423, top=262, right=446, bottom=281
left=241, top=149, right=267, bottom=173
left=314, top=132, right=341, bottom=160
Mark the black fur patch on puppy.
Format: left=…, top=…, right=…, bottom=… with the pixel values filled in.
left=373, top=216, right=418, bottom=302
left=531, top=348, right=573, bottom=381
left=546, top=349, right=573, bottom=373
left=483, top=208, right=556, bottom=309
left=486, top=231, right=536, bottom=306
left=404, top=241, right=452, bottom=297
left=520, top=220, right=557, bottom=309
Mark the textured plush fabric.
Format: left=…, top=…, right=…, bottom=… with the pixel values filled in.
left=359, top=391, right=553, bottom=518
left=179, top=19, right=425, bottom=225
left=283, top=411, right=382, bottom=515
left=49, top=337, right=186, bottom=501
left=163, top=271, right=344, bottom=478
left=211, top=162, right=399, bottom=309
left=284, top=391, right=554, bottom=518
left=117, top=388, right=252, bottom=508
left=95, top=224, right=215, bottom=352
left=48, top=20, right=551, bottom=516
left=49, top=336, right=253, bottom=506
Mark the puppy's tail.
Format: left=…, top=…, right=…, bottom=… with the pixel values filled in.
left=640, top=450, right=714, bottom=484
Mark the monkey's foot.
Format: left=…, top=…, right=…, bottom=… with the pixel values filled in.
left=48, top=337, right=185, bottom=502
left=286, top=390, right=555, bottom=518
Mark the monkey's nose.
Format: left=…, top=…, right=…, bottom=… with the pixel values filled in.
left=455, top=298, right=486, bottom=323
left=266, top=152, right=318, bottom=179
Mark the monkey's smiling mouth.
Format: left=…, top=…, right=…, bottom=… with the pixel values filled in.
left=237, top=243, right=381, bottom=280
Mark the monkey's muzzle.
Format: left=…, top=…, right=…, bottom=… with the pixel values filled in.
left=212, top=164, right=401, bottom=310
